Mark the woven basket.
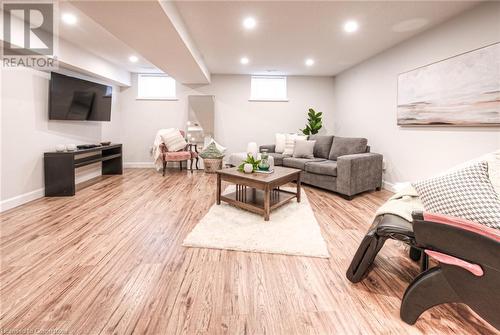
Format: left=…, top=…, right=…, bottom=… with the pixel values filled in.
left=203, top=158, right=223, bottom=173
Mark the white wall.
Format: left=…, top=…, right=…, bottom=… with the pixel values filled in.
left=0, top=66, right=121, bottom=210
left=116, top=74, right=335, bottom=163
left=332, top=2, right=500, bottom=187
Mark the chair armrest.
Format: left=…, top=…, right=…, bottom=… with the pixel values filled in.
left=412, top=212, right=500, bottom=270
left=336, top=153, right=383, bottom=196
left=424, top=250, right=484, bottom=276
left=259, top=144, right=276, bottom=153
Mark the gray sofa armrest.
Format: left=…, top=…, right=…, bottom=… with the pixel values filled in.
left=259, top=144, right=276, bottom=153
left=336, top=153, right=383, bottom=197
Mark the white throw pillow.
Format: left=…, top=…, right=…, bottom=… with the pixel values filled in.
left=275, top=133, right=286, bottom=153
left=283, top=134, right=307, bottom=156
left=293, top=140, right=316, bottom=159
left=161, top=129, right=187, bottom=152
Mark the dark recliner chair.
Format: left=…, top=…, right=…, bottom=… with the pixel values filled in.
left=347, top=211, right=500, bottom=330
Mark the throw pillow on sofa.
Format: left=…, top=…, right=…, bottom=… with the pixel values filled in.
left=283, top=134, right=307, bottom=156
left=308, top=135, right=334, bottom=159
left=275, top=133, right=286, bottom=153
left=293, top=140, right=316, bottom=159
left=161, top=129, right=187, bottom=152
left=329, top=136, right=367, bottom=160
left=413, top=161, right=500, bottom=229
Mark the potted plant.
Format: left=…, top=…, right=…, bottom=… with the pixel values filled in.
left=238, top=154, right=261, bottom=173
left=300, top=108, right=323, bottom=135
left=199, top=142, right=224, bottom=173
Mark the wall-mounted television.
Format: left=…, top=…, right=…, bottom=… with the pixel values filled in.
left=49, top=72, right=112, bottom=121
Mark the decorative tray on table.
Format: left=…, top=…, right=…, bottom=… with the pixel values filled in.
left=255, top=169, right=274, bottom=174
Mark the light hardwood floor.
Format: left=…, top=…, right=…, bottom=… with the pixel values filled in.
left=0, top=169, right=497, bottom=335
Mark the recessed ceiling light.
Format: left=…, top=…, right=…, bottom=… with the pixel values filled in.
left=343, top=20, right=359, bottom=33
left=240, top=57, right=249, bottom=64
left=243, top=17, right=257, bottom=30
left=129, top=55, right=139, bottom=63
left=62, top=13, right=77, bottom=25
left=305, top=58, right=314, bottom=66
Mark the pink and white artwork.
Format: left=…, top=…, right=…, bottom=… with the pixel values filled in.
left=397, top=43, right=500, bottom=126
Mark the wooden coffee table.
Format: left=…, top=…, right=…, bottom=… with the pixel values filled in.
left=216, top=166, right=302, bottom=221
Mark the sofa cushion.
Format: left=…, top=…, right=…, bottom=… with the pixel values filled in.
left=283, top=157, right=325, bottom=170
left=293, top=140, right=315, bottom=159
left=308, top=135, right=334, bottom=159
left=269, top=152, right=284, bottom=166
left=164, top=151, right=191, bottom=161
left=329, top=136, right=368, bottom=160
left=305, top=160, right=338, bottom=177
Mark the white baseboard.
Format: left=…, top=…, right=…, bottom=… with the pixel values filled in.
left=123, top=162, right=202, bottom=170
left=1, top=170, right=108, bottom=213
left=382, top=180, right=397, bottom=192
left=124, top=162, right=155, bottom=168
left=0, top=188, right=44, bottom=212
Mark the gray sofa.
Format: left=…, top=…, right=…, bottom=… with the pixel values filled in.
left=260, top=135, right=383, bottom=199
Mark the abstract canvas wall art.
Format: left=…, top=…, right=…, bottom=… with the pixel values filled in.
left=397, top=43, right=500, bottom=126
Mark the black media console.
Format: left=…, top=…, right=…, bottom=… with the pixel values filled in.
left=44, top=144, right=123, bottom=196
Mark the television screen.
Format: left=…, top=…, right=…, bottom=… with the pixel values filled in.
left=49, top=72, right=112, bottom=121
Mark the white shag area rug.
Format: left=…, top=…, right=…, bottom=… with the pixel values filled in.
left=183, top=186, right=330, bottom=258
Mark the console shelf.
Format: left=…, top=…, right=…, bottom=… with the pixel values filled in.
left=44, top=144, right=123, bottom=196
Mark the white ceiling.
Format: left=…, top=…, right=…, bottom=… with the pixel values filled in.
left=58, top=2, right=160, bottom=74
left=70, top=1, right=210, bottom=83
left=175, top=1, right=480, bottom=76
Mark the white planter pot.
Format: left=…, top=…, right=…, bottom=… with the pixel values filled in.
left=243, top=163, right=253, bottom=173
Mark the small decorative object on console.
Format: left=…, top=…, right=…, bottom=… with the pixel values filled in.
left=100, top=141, right=111, bottom=146
left=77, top=144, right=100, bottom=150
left=66, top=144, right=77, bottom=151
left=55, top=144, right=66, bottom=152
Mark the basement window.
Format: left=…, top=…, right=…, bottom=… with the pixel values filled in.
left=250, top=76, right=288, bottom=101
left=137, top=74, right=177, bottom=100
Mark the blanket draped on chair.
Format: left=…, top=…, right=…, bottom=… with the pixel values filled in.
left=375, top=186, right=423, bottom=222
left=152, top=128, right=175, bottom=171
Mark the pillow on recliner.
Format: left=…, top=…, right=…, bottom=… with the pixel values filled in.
left=412, top=161, right=500, bottom=229
left=329, top=136, right=367, bottom=160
